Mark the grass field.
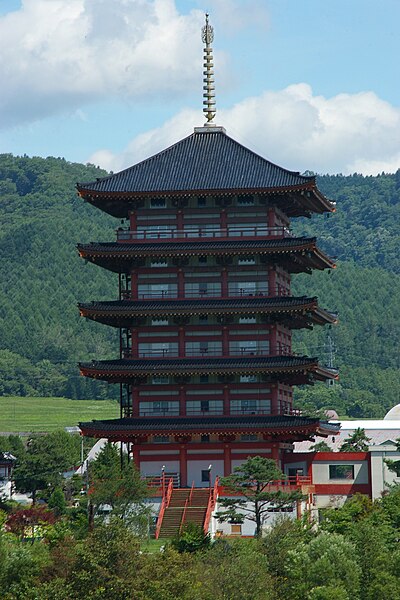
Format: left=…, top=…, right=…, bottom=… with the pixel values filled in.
left=0, top=396, right=119, bottom=433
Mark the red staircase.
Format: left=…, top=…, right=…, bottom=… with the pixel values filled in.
left=157, top=487, right=211, bottom=539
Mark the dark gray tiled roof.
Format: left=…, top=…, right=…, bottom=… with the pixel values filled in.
left=79, top=414, right=340, bottom=434
left=80, top=296, right=320, bottom=313
left=78, top=236, right=317, bottom=255
left=78, top=130, right=314, bottom=195
left=80, top=356, right=318, bottom=373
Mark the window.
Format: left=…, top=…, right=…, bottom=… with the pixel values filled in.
left=198, top=256, right=208, bottom=264
left=150, top=198, right=166, bottom=208
left=239, top=316, right=257, bottom=324
left=153, top=435, right=169, bottom=443
left=238, top=257, right=255, bottom=265
left=200, top=400, right=210, bottom=412
left=153, top=401, right=169, bottom=413
left=198, top=197, right=207, bottom=207
left=200, top=374, right=209, bottom=384
left=201, top=469, right=211, bottom=483
left=329, top=465, right=354, bottom=480
left=151, top=376, right=170, bottom=385
left=241, top=434, right=258, bottom=441
left=240, top=375, right=258, bottom=383
left=151, top=259, right=168, bottom=267
left=231, top=524, right=242, bottom=535
left=237, top=194, right=254, bottom=206
left=201, top=434, right=210, bottom=443
left=151, top=318, right=169, bottom=325
left=241, top=400, right=258, bottom=413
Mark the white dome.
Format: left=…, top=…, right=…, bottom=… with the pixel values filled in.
left=384, top=404, right=400, bottom=420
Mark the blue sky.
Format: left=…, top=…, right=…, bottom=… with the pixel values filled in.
left=0, top=0, right=399, bottom=175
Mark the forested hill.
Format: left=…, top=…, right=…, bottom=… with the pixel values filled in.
left=0, top=153, right=399, bottom=418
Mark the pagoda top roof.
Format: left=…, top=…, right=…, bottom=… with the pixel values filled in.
left=79, top=414, right=340, bottom=440
left=77, top=130, right=334, bottom=217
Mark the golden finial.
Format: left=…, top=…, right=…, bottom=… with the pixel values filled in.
left=201, top=13, right=216, bottom=126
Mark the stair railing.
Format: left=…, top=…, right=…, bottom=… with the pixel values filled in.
left=189, top=481, right=194, bottom=505
left=155, top=477, right=174, bottom=539
left=179, top=498, right=189, bottom=534
left=203, top=476, right=219, bottom=534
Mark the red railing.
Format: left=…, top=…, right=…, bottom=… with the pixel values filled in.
left=179, top=498, right=189, bottom=534
left=179, top=482, right=195, bottom=534
left=204, top=476, right=219, bottom=534
left=219, top=476, right=312, bottom=497
left=120, top=286, right=291, bottom=301
left=117, top=226, right=292, bottom=242
left=154, top=477, right=173, bottom=539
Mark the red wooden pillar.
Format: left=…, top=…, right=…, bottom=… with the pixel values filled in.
left=131, top=329, right=138, bottom=357
left=177, top=269, right=185, bottom=298
left=271, top=383, right=279, bottom=416
left=268, top=266, right=276, bottom=296
left=221, top=268, right=228, bottom=297
left=271, top=445, right=280, bottom=464
left=179, top=386, right=186, bottom=416
left=220, top=209, right=228, bottom=236
left=179, top=446, right=187, bottom=487
left=131, top=271, right=138, bottom=299
left=129, top=211, right=137, bottom=232
left=223, top=385, right=230, bottom=415
left=178, top=327, right=185, bottom=357
left=223, top=445, right=231, bottom=476
left=268, top=207, right=275, bottom=229
left=132, top=386, right=140, bottom=417
left=177, top=210, right=184, bottom=235
left=270, top=324, right=277, bottom=356
left=132, top=446, right=140, bottom=471
left=222, top=326, right=229, bottom=356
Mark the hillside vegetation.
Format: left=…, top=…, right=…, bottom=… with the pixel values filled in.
left=0, top=153, right=399, bottom=417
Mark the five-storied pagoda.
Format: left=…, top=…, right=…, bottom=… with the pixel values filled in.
left=78, top=15, right=339, bottom=489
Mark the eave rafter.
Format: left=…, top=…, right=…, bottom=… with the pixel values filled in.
left=78, top=297, right=338, bottom=329
left=78, top=414, right=340, bottom=441
left=77, top=237, right=335, bottom=274
left=79, top=357, right=339, bottom=385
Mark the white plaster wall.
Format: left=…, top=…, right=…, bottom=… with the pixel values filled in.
left=312, top=460, right=368, bottom=485
left=212, top=499, right=296, bottom=538
left=187, top=460, right=224, bottom=487
left=141, top=460, right=180, bottom=478
left=313, top=494, right=348, bottom=509
left=370, top=446, right=400, bottom=500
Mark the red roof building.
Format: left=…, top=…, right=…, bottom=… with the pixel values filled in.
left=77, top=18, right=339, bottom=495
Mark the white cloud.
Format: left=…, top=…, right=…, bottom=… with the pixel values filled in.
left=0, top=0, right=206, bottom=128
left=205, top=0, right=269, bottom=33
left=89, top=84, right=400, bottom=175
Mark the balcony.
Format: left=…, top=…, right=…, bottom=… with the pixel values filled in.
left=117, top=225, right=292, bottom=242
left=122, top=344, right=293, bottom=360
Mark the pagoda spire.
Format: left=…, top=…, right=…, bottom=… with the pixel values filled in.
left=202, top=13, right=216, bottom=126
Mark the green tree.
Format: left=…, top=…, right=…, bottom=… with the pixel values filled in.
left=215, top=456, right=303, bottom=538
left=310, top=440, right=332, bottom=452
left=339, top=428, right=371, bottom=452
left=171, top=522, right=211, bottom=553
left=320, top=494, right=373, bottom=535
left=88, top=443, right=149, bottom=530
left=13, top=431, right=81, bottom=503
left=48, top=487, right=66, bottom=516
left=285, top=532, right=361, bottom=600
